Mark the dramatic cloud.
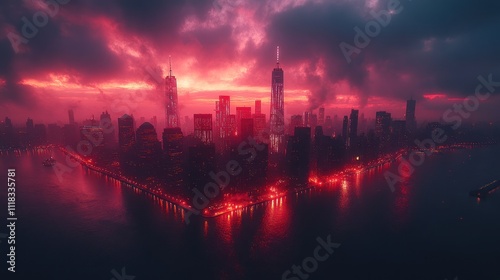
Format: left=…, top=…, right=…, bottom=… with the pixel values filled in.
left=1, top=0, right=499, bottom=124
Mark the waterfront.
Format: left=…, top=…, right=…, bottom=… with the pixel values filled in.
left=0, top=145, right=499, bottom=279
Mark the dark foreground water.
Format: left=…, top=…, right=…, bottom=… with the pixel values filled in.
left=0, top=146, right=499, bottom=280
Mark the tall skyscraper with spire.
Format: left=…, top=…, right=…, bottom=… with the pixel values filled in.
left=270, top=46, right=284, bottom=154
left=165, top=56, right=180, bottom=129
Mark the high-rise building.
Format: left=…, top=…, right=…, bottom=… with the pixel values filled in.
left=304, top=111, right=311, bottom=127
left=252, top=100, right=266, bottom=141
left=360, top=112, right=367, bottom=135
left=375, top=111, right=392, bottom=147
left=405, top=98, right=417, bottom=133
left=228, top=114, right=236, bottom=137
left=229, top=139, right=268, bottom=192
left=240, top=118, right=254, bottom=141
left=188, top=144, right=216, bottom=192
left=236, top=107, right=252, bottom=136
left=162, top=127, right=184, bottom=189
left=270, top=46, right=285, bottom=154
left=375, top=111, right=392, bottom=138
left=118, top=114, right=135, bottom=153
left=68, top=109, right=75, bottom=124
left=165, top=57, right=180, bottom=128
left=324, top=116, right=333, bottom=136
left=215, top=96, right=231, bottom=140
left=310, top=114, right=318, bottom=130
left=252, top=113, right=266, bottom=141
left=80, top=125, right=104, bottom=150
left=100, top=111, right=115, bottom=149
left=342, top=116, right=349, bottom=146
left=391, top=120, right=407, bottom=148
left=194, top=114, right=213, bottom=144
left=150, top=116, right=157, bottom=130
left=318, top=108, right=325, bottom=125
left=135, top=122, right=162, bottom=176
left=333, top=115, right=339, bottom=134
left=26, top=118, right=33, bottom=130
left=255, top=100, right=262, bottom=115
left=287, top=127, right=311, bottom=186
left=0, top=117, right=14, bottom=148
left=348, top=109, right=359, bottom=146
left=290, top=115, right=303, bottom=134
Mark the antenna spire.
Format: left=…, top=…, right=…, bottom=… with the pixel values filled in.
left=169, top=55, right=172, bottom=77
left=276, top=46, right=280, bottom=67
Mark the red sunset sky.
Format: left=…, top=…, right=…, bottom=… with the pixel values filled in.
left=1, top=0, right=499, bottom=126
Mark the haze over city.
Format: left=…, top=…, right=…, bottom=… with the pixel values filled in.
left=1, top=0, right=500, bottom=125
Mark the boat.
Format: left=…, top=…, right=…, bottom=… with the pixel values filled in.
left=43, top=157, right=56, bottom=167
left=469, top=180, right=500, bottom=198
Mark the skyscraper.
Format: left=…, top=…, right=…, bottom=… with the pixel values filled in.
left=304, top=111, right=311, bottom=127
left=215, top=96, right=231, bottom=140
left=342, top=116, right=349, bottom=146
left=165, top=57, right=180, bottom=128
left=240, top=118, right=254, bottom=141
left=135, top=122, right=162, bottom=176
left=194, top=114, right=213, bottom=144
left=162, top=127, right=184, bottom=189
left=255, top=100, right=262, bottom=115
left=290, top=115, right=303, bottom=134
left=270, top=46, right=284, bottom=154
left=188, top=144, right=216, bottom=192
left=252, top=100, right=266, bottom=141
left=118, top=114, right=135, bottom=154
left=405, top=98, right=417, bottom=133
left=287, top=127, right=311, bottom=186
left=391, top=120, right=407, bottom=148
left=228, top=114, right=236, bottom=137
left=100, top=111, right=115, bottom=149
left=375, top=111, right=392, bottom=137
left=318, top=107, right=325, bottom=125
left=324, top=116, right=333, bottom=136
left=310, top=114, right=318, bottom=130
left=375, top=111, right=392, bottom=147
left=349, top=109, right=359, bottom=146
left=236, top=107, right=251, bottom=136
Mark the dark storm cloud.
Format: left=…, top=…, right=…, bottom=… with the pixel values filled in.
left=0, top=0, right=213, bottom=107
left=1, top=0, right=499, bottom=118
left=260, top=0, right=500, bottom=109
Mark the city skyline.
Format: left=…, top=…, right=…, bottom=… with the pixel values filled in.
left=1, top=1, right=500, bottom=124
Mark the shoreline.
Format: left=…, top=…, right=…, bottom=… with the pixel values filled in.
left=2, top=143, right=495, bottom=219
